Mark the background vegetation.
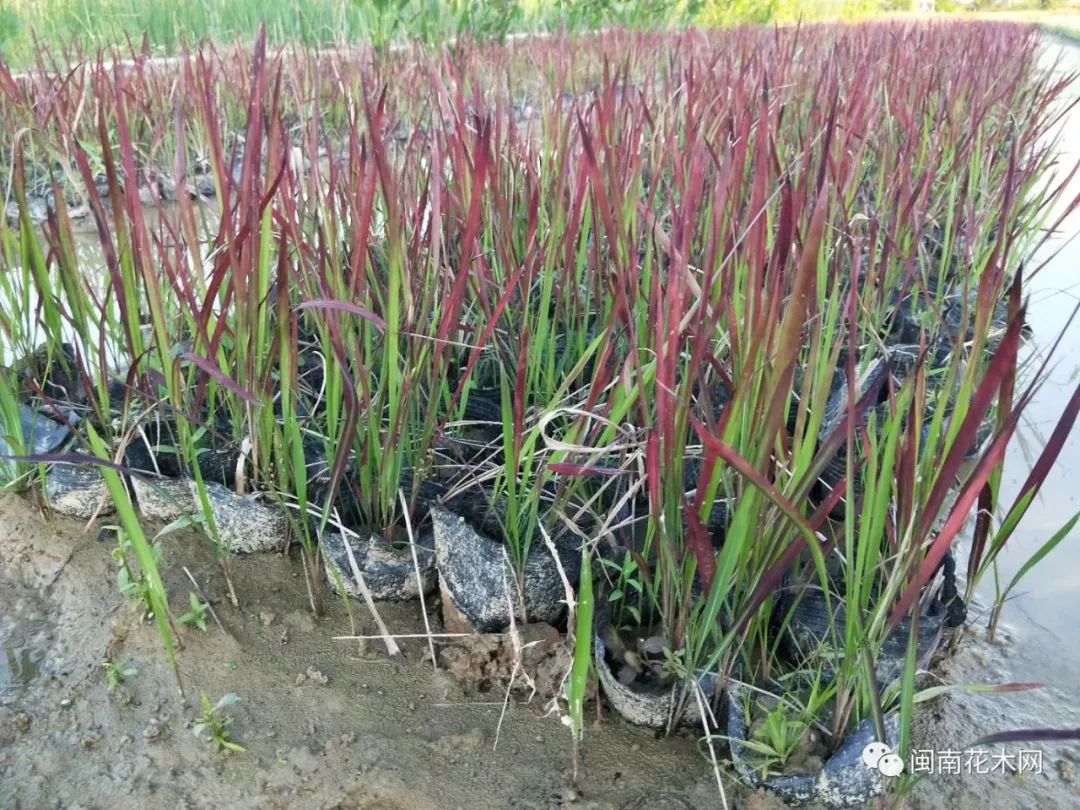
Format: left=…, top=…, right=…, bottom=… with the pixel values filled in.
left=5, top=0, right=1066, bottom=68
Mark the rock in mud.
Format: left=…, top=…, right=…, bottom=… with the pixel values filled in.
left=438, top=622, right=570, bottom=700
left=157, top=175, right=178, bottom=202
left=44, top=463, right=114, bottom=519
left=295, top=666, right=329, bottom=686
left=0, top=709, right=28, bottom=746
left=192, top=480, right=286, bottom=553
left=1057, top=759, right=1075, bottom=783
left=194, top=176, right=217, bottom=198
left=4, top=196, right=48, bottom=225
left=322, top=530, right=437, bottom=601
left=6, top=404, right=72, bottom=456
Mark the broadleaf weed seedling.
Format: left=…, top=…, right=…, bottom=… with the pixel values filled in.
left=600, top=551, right=645, bottom=630
left=179, top=592, right=210, bottom=632
left=102, top=657, right=139, bottom=691
left=193, top=692, right=245, bottom=754
left=108, top=525, right=164, bottom=618
left=745, top=702, right=810, bottom=777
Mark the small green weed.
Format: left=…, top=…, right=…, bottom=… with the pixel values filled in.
left=179, top=592, right=209, bottom=632
left=193, top=693, right=244, bottom=753
left=750, top=703, right=808, bottom=771
left=109, top=525, right=165, bottom=617
left=601, top=551, right=646, bottom=630
left=102, top=657, right=139, bottom=691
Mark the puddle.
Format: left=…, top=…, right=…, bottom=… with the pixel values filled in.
left=0, top=576, right=54, bottom=694
left=0, top=200, right=219, bottom=361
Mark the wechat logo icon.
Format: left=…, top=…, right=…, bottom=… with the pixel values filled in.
left=862, top=741, right=905, bottom=777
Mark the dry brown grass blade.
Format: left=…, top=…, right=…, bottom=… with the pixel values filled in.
left=341, top=535, right=403, bottom=660
left=399, top=488, right=437, bottom=671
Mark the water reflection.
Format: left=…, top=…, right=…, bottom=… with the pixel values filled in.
left=987, top=36, right=1080, bottom=691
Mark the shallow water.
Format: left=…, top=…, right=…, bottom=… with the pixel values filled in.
left=903, top=37, right=1080, bottom=809
left=0, top=579, right=51, bottom=692
left=980, top=37, right=1080, bottom=717
left=0, top=201, right=218, bottom=363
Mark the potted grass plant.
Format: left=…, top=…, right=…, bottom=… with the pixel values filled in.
left=420, top=86, right=619, bottom=633
left=300, top=148, right=449, bottom=604
left=713, top=54, right=1080, bottom=797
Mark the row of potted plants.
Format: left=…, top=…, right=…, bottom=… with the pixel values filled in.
left=3, top=21, right=1079, bottom=806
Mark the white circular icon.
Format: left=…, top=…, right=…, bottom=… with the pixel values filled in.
left=862, top=741, right=891, bottom=769
left=877, top=752, right=905, bottom=777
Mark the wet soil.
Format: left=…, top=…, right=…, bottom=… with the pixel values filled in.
left=0, top=492, right=748, bottom=810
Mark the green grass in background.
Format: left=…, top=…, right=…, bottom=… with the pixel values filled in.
left=0, top=0, right=916, bottom=67
left=4, top=1, right=1077, bottom=69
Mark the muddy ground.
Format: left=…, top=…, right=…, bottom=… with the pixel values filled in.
left=2, top=491, right=1078, bottom=810
left=0, top=492, right=784, bottom=810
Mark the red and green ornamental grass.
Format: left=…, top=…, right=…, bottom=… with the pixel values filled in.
left=2, top=19, right=1079, bottom=786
